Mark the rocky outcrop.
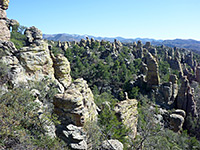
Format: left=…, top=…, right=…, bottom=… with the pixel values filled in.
left=56, top=124, right=87, bottom=150
left=25, top=26, right=43, bottom=46
left=54, top=78, right=98, bottom=126
left=0, top=0, right=10, bottom=41
left=101, top=139, right=123, bottom=150
left=53, top=78, right=98, bottom=149
left=114, top=98, right=138, bottom=139
left=52, top=53, right=72, bottom=89
left=145, top=52, right=160, bottom=89
left=0, top=41, right=26, bottom=87
left=0, top=0, right=9, bottom=10
left=168, top=57, right=183, bottom=77
left=177, top=76, right=197, bottom=116
left=17, top=42, right=55, bottom=81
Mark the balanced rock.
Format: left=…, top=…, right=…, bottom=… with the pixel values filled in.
left=53, top=78, right=98, bottom=126
left=114, top=98, right=138, bottom=139
left=52, top=53, right=72, bottom=88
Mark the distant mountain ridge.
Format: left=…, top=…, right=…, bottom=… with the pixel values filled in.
left=43, top=33, right=200, bottom=52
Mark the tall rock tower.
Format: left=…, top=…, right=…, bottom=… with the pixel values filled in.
left=0, top=0, right=10, bottom=41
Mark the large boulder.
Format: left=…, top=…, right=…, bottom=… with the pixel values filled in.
left=56, top=124, right=87, bottom=150
left=52, top=53, right=72, bottom=89
left=53, top=78, right=98, bottom=126
left=101, top=139, right=123, bottom=150
left=114, top=98, right=138, bottom=139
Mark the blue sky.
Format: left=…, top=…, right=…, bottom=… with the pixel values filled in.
left=7, top=0, right=200, bottom=40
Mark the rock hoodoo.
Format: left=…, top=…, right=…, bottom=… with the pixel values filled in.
left=0, top=0, right=10, bottom=41
left=177, top=76, right=197, bottom=116
left=114, top=97, right=138, bottom=139
left=145, top=52, right=160, bottom=89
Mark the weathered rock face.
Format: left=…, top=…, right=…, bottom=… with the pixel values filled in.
left=0, top=41, right=27, bottom=87
left=168, top=57, right=183, bottom=77
left=114, top=98, right=138, bottom=139
left=159, top=82, right=173, bottom=104
left=101, top=139, right=123, bottom=150
left=177, top=76, right=197, bottom=116
left=0, top=20, right=10, bottom=41
left=56, top=124, right=87, bottom=150
left=145, top=52, right=160, bottom=89
left=53, top=78, right=98, bottom=126
left=0, top=1, right=10, bottom=41
left=25, top=26, right=43, bottom=46
left=17, top=42, right=55, bottom=81
left=0, top=8, right=6, bottom=19
left=0, top=0, right=9, bottom=10
left=52, top=53, right=72, bottom=89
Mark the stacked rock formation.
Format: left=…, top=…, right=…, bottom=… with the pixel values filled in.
left=25, top=26, right=43, bottom=46
left=53, top=78, right=99, bottom=149
left=114, top=97, right=138, bottom=139
left=177, top=76, right=197, bottom=116
left=145, top=52, right=160, bottom=89
left=0, top=0, right=10, bottom=41
left=54, top=78, right=98, bottom=126
left=51, top=53, right=72, bottom=89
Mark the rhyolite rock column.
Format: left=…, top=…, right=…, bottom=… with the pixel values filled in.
left=0, top=0, right=10, bottom=41
left=146, top=52, right=160, bottom=89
